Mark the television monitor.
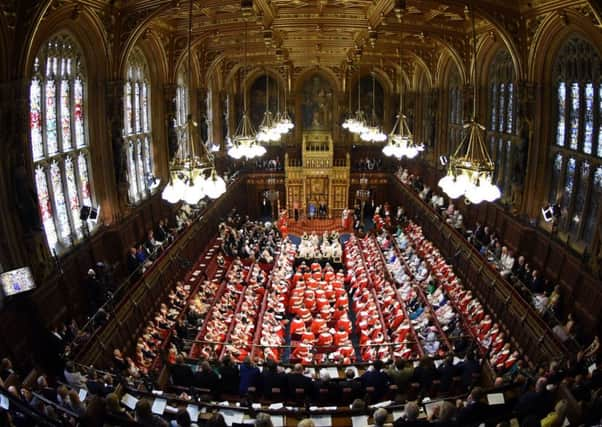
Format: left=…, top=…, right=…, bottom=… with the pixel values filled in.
left=0, top=267, right=36, bottom=297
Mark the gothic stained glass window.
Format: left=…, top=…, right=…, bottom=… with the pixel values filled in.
left=64, top=156, right=83, bottom=239
left=60, top=79, right=72, bottom=150
left=30, top=77, right=43, bottom=160
left=124, top=47, right=154, bottom=203
left=447, top=66, right=463, bottom=155
left=487, top=49, right=517, bottom=202
left=78, top=152, right=91, bottom=207
left=35, top=166, right=58, bottom=250
left=557, top=83, right=566, bottom=147
left=50, top=161, right=71, bottom=243
left=74, top=77, right=85, bottom=148
left=550, top=36, right=602, bottom=245
left=569, top=83, right=580, bottom=150
left=29, top=34, right=94, bottom=253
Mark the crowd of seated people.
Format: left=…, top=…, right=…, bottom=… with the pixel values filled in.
left=377, top=230, right=469, bottom=359
left=287, top=260, right=354, bottom=365
left=252, top=157, right=283, bottom=171
left=345, top=236, right=412, bottom=361
left=221, top=264, right=269, bottom=362
left=399, top=221, right=521, bottom=375
left=219, top=217, right=280, bottom=262
left=112, top=280, right=192, bottom=380
left=297, top=231, right=342, bottom=260
left=470, top=221, right=566, bottom=323
left=255, top=240, right=296, bottom=363
left=191, top=260, right=268, bottom=362
left=126, top=213, right=184, bottom=276
left=3, top=349, right=601, bottom=427
left=394, top=166, right=588, bottom=351
left=353, top=157, right=384, bottom=171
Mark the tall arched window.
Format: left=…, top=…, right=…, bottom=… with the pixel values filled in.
left=419, top=73, right=435, bottom=149
left=487, top=49, right=517, bottom=201
left=124, top=48, right=154, bottom=203
left=30, top=34, right=93, bottom=252
left=175, top=65, right=189, bottom=159
left=447, top=66, right=463, bottom=154
left=549, top=36, right=602, bottom=245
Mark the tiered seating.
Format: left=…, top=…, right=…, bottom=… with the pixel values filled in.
left=189, top=259, right=254, bottom=360
left=347, top=236, right=420, bottom=361
left=220, top=263, right=268, bottom=361
left=375, top=231, right=462, bottom=358
left=253, top=240, right=296, bottom=363
left=287, top=261, right=354, bottom=364
left=128, top=240, right=225, bottom=374
left=401, top=222, right=519, bottom=373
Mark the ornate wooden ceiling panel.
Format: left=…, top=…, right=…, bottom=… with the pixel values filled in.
left=43, top=0, right=591, bottom=80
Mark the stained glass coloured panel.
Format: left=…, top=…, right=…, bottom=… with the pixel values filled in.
left=45, top=80, right=58, bottom=155
left=74, top=77, right=85, bottom=148
left=65, top=156, right=83, bottom=238
left=50, top=161, right=71, bottom=242
left=60, top=79, right=72, bottom=150
left=556, top=82, right=566, bottom=147
left=78, top=152, right=92, bottom=207
left=569, top=83, right=579, bottom=150
left=30, top=79, right=44, bottom=160
left=35, top=166, right=58, bottom=250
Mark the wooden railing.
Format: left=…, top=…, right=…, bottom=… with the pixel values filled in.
left=389, top=176, right=569, bottom=364
left=75, top=178, right=244, bottom=368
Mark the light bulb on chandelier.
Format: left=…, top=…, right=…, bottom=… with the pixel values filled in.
left=437, top=4, right=500, bottom=204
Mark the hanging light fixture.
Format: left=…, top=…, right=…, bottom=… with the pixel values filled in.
left=162, top=0, right=226, bottom=204
left=348, top=60, right=367, bottom=135
left=229, top=18, right=266, bottom=159
left=438, top=3, right=500, bottom=204
left=256, top=72, right=281, bottom=142
left=359, top=70, right=387, bottom=142
left=342, top=65, right=356, bottom=130
left=383, top=14, right=424, bottom=159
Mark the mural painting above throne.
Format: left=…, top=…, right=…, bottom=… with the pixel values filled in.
left=302, top=74, right=333, bottom=130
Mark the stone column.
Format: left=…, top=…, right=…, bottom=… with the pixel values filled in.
left=0, top=78, right=51, bottom=274
left=163, top=83, right=177, bottom=163
left=106, top=80, right=128, bottom=216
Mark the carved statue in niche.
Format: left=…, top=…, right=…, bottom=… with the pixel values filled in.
left=302, top=74, right=333, bottom=130
left=250, top=76, right=278, bottom=129
left=221, top=92, right=229, bottom=143
left=358, top=75, right=384, bottom=123
left=14, top=163, right=41, bottom=234
left=511, top=86, right=533, bottom=212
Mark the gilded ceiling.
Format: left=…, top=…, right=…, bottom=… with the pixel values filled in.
left=18, top=0, right=601, bottom=84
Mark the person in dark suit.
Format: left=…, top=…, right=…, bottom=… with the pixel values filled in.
left=360, top=360, right=390, bottom=401
left=126, top=247, right=141, bottom=274
left=260, top=359, right=287, bottom=398
left=85, top=368, right=113, bottom=397
left=341, top=367, right=363, bottom=401
left=412, top=357, right=437, bottom=395
left=437, top=355, right=457, bottom=394
left=456, top=387, right=489, bottom=426
left=193, top=361, right=219, bottom=396
left=286, top=363, right=313, bottom=398
left=239, top=357, right=260, bottom=397
left=514, top=377, right=553, bottom=423
left=460, top=351, right=480, bottom=392
left=218, top=356, right=240, bottom=395
left=170, top=355, right=194, bottom=387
